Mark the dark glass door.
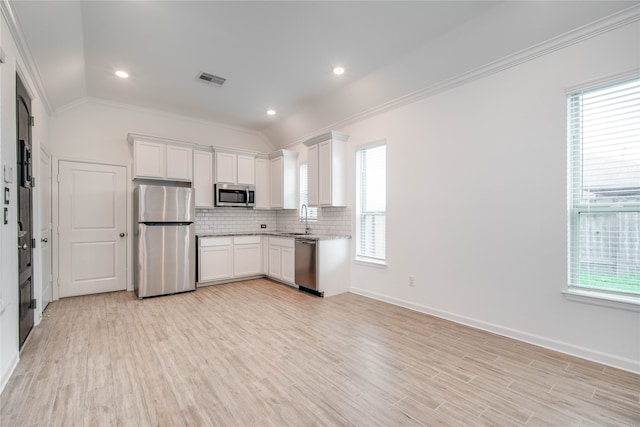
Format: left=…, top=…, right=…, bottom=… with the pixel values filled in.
left=17, top=75, right=33, bottom=349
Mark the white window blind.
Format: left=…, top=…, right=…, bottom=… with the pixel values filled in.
left=299, top=163, right=317, bottom=220
left=568, top=77, right=640, bottom=296
left=357, top=143, right=386, bottom=261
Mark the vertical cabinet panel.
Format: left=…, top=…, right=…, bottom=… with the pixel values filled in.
left=268, top=245, right=282, bottom=279
left=281, top=247, right=295, bottom=284
left=307, top=144, right=318, bottom=206
left=318, top=140, right=332, bottom=206
left=193, top=150, right=214, bottom=208
left=254, top=157, right=270, bottom=209
left=270, top=157, right=283, bottom=208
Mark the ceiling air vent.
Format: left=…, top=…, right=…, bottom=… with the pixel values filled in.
left=196, top=71, right=226, bottom=87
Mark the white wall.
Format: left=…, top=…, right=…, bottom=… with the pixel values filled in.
left=50, top=99, right=274, bottom=165
left=293, top=21, right=640, bottom=372
left=0, top=11, right=50, bottom=391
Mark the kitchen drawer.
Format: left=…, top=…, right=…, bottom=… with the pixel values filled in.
left=268, top=237, right=294, bottom=248
left=199, top=237, right=232, bottom=247
left=234, top=235, right=261, bottom=245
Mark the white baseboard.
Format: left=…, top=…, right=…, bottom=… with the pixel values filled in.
left=350, top=287, right=640, bottom=375
left=0, top=351, right=19, bottom=395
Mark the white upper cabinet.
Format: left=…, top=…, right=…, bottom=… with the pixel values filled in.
left=303, top=131, right=349, bottom=207
left=134, top=140, right=165, bottom=178
left=307, top=144, right=319, bottom=206
left=193, top=149, right=214, bottom=208
left=269, top=149, right=298, bottom=209
left=215, top=150, right=256, bottom=184
left=215, top=151, right=236, bottom=183
left=254, top=156, right=270, bottom=209
left=129, top=134, right=193, bottom=182
left=166, top=145, right=193, bottom=181
left=237, top=155, right=255, bottom=185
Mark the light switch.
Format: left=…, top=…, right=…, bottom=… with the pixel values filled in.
left=3, top=165, right=13, bottom=183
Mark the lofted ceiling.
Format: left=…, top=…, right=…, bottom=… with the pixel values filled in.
left=9, top=1, right=640, bottom=145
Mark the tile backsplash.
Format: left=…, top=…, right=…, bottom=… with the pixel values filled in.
left=195, top=206, right=351, bottom=236
left=275, top=207, right=351, bottom=236
left=195, top=208, right=277, bottom=234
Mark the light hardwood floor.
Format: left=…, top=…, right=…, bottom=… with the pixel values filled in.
left=1, top=279, right=639, bottom=426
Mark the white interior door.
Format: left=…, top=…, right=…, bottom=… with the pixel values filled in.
left=39, top=148, right=52, bottom=309
left=58, top=161, right=127, bottom=297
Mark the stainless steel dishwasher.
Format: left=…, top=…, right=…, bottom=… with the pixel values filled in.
left=295, top=239, right=322, bottom=296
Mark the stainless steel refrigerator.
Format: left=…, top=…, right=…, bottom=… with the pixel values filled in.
left=134, top=184, right=195, bottom=298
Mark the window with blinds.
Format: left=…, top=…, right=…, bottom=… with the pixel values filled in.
left=568, top=77, right=640, bottom=297
left=356, top=143, right=386, bottom=261
left=299, top=163, right=317, bottom=220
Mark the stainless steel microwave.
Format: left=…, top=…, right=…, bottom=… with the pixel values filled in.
left=215, top=183, right=255, bottom=207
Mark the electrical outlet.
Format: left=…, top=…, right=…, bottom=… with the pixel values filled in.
left=408, top=276, right=415, bottom=287
left=260, top=224, right=267, bottom=229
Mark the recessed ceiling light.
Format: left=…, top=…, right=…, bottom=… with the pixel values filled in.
left=333, top=66, right=345, bottom=75
left=266, top=109, right=276, bottom=116
left=115, top=70, right=129, bottom=78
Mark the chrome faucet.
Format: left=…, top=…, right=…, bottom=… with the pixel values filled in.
left=301, top=203, right=310, bottom=234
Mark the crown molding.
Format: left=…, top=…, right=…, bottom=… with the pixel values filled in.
left=280, top=4, right=640, bottom=148
left=0, top=0, right=53, bottom=113
left=565, top=68, right=640, bottom=95
left=302, top=131, right=350, bottom=147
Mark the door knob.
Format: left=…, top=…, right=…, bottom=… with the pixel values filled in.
left=119, top=233, right=125, bottom=237
left=18, top=243, right=27, bottom=250
left=41, top=238, right=48, bottom=243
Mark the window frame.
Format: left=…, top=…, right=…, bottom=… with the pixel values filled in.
left=355, top=141, right=387, bottom=265
left=566, top=75, right=640, bottom=311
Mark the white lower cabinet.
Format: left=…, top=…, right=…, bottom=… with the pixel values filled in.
left=233, top=236, right=262, bottom=277
left=266, top=237, right=295, bottom=285
left=198, top=237, right=233, bottom=282
left=281, top=246, right=295, bottom=284
left=198, top=235, right=298, bottom=286
left=198, top=236, right=263, bottom=284
left=314, top=238, right=350, bottom=297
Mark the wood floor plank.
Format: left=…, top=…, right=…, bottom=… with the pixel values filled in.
left=1, top=279, right=638, bottom=426
left=394, top=397, right=460, bottom=427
